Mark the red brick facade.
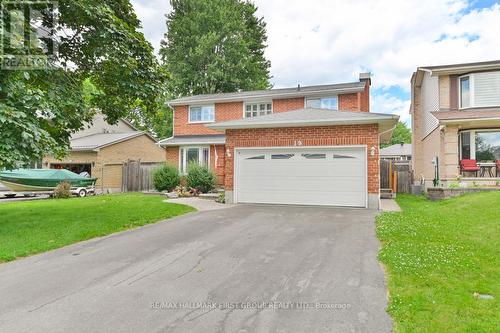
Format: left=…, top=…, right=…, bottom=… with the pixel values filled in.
left=273, top=97, right=305, bottom=113
left=172, top=81, right=370, bottom=136
left=167, top=80, right=376, bottom=195
left=173, top=102, right=243, bottom=136
left=224, top=124, right=380, bottom=193
left=210, top=144, right=225, bottom=185
left=338, top=81, right=370, bottom=112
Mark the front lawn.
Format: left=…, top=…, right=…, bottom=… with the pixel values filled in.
left=377, top=193, right=499, bottom=332
left=0, top=193, right=195, bottom=262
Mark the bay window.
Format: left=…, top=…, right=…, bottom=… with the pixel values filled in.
left=179, top=147, right=210, bottom=174
left=189, top=105, right=215, bottom=123
left=459, top=130, right=500, bottom=162
left=305, top=96, right=338, bottom=110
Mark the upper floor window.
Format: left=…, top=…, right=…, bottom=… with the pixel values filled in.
left=245, top=102, right=272, bottom=117
left=460, top=76, right=470, bottom=108
left=189, top=105, right=215, bottom=123
left=459, top=71, right=500, bottom=109
left=305, top=96, right=338, bottom=110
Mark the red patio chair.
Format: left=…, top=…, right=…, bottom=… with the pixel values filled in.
left=460, top=159, right=480, bottom=177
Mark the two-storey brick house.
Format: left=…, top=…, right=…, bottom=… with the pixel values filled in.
left=159, top=73, right=399, bottom=208
left=411, top=60, right=500, bottom=187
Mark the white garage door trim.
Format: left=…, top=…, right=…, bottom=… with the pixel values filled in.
left=233, top=145, right=368, bottom=207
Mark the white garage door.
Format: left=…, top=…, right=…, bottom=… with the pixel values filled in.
left=235, top=146, right=367, bottom=207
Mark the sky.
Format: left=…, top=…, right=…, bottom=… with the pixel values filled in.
left=131, top=0, right=500, bottom=125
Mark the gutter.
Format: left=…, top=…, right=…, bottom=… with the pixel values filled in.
left=440, top=117, right=500, bottom=124
left=207, top=116, right=398, bottom=131
left=168, top=86, right=365, bottom=106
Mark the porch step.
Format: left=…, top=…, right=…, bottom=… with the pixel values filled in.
left=380, top=188, right=395, bottom=199
left=199, top=193, right=219, bottom=200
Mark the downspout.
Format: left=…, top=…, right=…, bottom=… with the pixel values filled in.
left=157, top=101, right=175, bottom=147
left=214, top=144, right=218, bottom=168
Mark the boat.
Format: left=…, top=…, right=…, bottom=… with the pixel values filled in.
left=0, top=169, right=97, bottom=192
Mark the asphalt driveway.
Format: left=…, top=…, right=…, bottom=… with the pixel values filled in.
left=0, top=205, right=391, bottom=333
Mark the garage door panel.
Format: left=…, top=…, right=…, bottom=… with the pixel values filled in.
left=237, top=189, right=366, bottom=207
left=240, top=162, right=365, bottom=177
left=236, top=147, right=367, bottom=207
left=238, top=176, right=366, bottom=191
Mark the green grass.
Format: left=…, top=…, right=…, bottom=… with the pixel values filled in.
left=376, top=192, right=500, bottom=333
left=0, top=193, right=195, bottom=262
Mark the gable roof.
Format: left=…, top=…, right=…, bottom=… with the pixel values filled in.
left=412, top=60, right=500, bottom=86
left=70, top=132, right=155, bottom=151
left=207, top=108, right=399, bottom=143
left=419, top=59, right=500, bottom=75
left=380, top=143, right=412, bottom=157
left=168, top=82, right=366, bottom=106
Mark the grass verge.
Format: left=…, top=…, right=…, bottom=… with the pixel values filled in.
left=377, top=192, right=499, bottom=332
left=0, top=193, right=195, bottom=262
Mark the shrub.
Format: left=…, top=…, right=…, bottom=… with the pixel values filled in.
left=186, top=163, right=216, bottom=193
left=53, top=181, right=71, bottom=199
left=216, top=192, right=225, bottom=203
left=153, top=164, right=180, bottom=192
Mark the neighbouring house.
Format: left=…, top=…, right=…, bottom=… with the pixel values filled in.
left=43, top=114, right=165, bottom=193
left=380, top=143, right=412, bottom=160
left=159, top=73, right=399, bottom=208
left=411, top=60, right=500, bottom=187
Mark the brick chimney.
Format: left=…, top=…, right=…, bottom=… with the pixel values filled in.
left=358, top=72, right=371, bottom=112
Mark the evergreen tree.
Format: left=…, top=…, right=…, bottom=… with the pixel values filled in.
left=160, top=0, right=271, bottom=97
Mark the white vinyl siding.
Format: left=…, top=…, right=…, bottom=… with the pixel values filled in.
left=420, top=72, right=440, bottom=138
left=473, top=72, right=500, bottom=107
left=459, top=71, right=500, bottom=109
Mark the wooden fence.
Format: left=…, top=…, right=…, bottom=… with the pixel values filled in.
left=380, top=160, right=413, bottom=193
left=122, top=160, right=163, bottom=192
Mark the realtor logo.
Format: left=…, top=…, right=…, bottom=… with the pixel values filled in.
left=0, top=0, right=58, bottom=70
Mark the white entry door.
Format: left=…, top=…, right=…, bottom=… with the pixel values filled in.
left=235, top=146, right=367, bottom=207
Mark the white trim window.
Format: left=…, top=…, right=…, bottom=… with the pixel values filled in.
left=245, top=102, right=272, bottom=117
left=179, top=147, right=210, bottom=174
left=460, top=76, right=471, bottom=108
left=459, top=71, right=500, bottom=109
left=305, top=96, right=338, bottom=110
left=189, top=105, right=215, bottom=123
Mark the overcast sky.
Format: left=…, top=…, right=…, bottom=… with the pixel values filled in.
left=131, top=0, right=500, bottom=125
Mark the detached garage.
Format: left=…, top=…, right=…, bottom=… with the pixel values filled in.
left=208, top=108, right=399, bottom=209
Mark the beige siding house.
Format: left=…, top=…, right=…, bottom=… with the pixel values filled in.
left=43, top=114, right=165, bottom=192
left=411, top=60, right=500, bottom=187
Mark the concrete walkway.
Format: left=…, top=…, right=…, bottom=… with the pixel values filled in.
left=380, top=199, right=401, bottom=212
left=165, top=196, right=235, bottom=211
